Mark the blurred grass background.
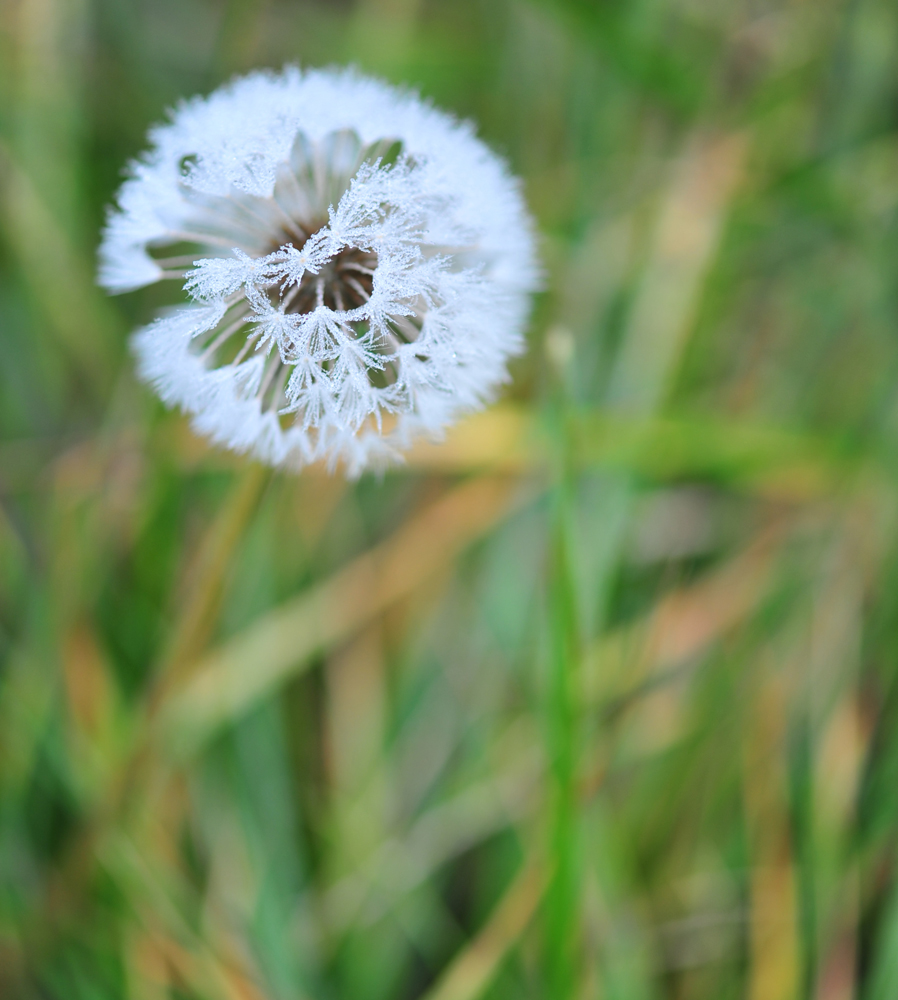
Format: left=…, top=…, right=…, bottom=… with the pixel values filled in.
left=2, top=0, right=898, bottom=996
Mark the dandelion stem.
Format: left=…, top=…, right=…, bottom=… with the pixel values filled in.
left=281, top=280, right=306, bottom=313
left=256, top=355, right=282, bottom=401
left=390, top=315, right=421, bottom=343
left=344, top=277, right=370, bottom=302
left=153, top=253, right=226, bottom=268
left=164, top=230, right=238, bottom=249
left=266, top=362, right=291, bottom=413
left=333, top=283, right=346, bottom=312
left=232, top=330, right=262, bottom=366
left=338, top=262, right=376, bottom=277
left=201, top=310, right=253, bottom=361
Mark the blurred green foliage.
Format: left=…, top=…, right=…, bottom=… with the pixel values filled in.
left=3, top=0, right=898, bottom=997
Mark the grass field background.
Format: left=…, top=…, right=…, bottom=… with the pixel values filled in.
left=3, top=0, right=898, bottom=996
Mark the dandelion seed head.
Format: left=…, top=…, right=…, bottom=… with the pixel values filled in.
left=99, top=66, right=538, bottom=474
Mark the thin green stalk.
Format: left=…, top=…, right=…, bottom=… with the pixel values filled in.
left=544, top=397, right=581, bottom=1000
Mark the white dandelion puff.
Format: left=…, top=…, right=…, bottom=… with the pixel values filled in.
left=99, top=66, right=539, bottom=474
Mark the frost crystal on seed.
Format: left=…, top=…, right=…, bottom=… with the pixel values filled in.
left=99, top=67, right=538, bottom=474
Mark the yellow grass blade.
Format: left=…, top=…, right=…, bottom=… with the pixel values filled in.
left=157, top=475, right=531, bottom=758
left=420, top=860, right=545, bottom=1000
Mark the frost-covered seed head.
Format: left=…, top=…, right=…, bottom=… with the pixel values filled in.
left=99, top=67, right=539, bottom=474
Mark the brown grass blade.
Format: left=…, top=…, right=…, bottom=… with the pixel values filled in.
left=582, top=524, right=784, bottom=709
left=157, top=475, right=529, bottom=759
left=607, top=131, right=747, bottom=413
left=419, top=860, right=545, bottom=1000
left=154, top=464, right=272, bottom=691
